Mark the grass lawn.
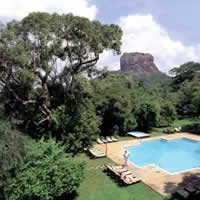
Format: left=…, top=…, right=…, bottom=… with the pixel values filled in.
left=75, top=154, right=169, bottom=200
left=172, top=118, right=200, bottom=127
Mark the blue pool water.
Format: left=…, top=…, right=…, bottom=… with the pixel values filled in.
left=124, top=138, right=200, bottom=174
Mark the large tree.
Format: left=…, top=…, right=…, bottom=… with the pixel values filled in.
left=170, top=62, right=200, bottom=116
left=0, top=12, right=122, bottom=126
left=50, top=76, right=101, bottom=154
left=170, top=61, right=200, bottom=88
left=92, top=73, right=137, bottom=135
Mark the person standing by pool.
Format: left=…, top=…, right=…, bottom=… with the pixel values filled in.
left=123, top=150, right=130, bottom=166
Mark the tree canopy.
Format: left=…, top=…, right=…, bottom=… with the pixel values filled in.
left=170, top=62, right=200, bottom=87
left=0, top=12, right=122, bottom=126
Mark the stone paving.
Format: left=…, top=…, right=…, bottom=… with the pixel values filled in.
left=94, top=133, right=200, bottom=196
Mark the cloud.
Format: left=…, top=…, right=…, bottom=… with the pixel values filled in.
left=98, top=14, right=200, bottom=74
left=98, top=51, right=120, bottom=70
left=0, top=0, right=97, bottom=21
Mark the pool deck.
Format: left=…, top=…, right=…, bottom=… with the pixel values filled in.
left=95, top=133, right=200, bottom=196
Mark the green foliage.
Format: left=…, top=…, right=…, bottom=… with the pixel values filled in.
left=126, top=72, right=171, bottom=85
left=92, top=72, right=177, bottom=134
left=65, top=103, right=101, bottom=153
left=0, top=121, right=27, bottom=199
left=4, top=139, right=85, bottom=200
left=50, top=77, right=101, bottom=154
left=192, top=86, right=200, bottom=115
left=135, top=101, right=161, bottom=130
left=175, top=79, right=200, bottom=116
left=170, top=62, right=200, bottom=88
left=117, top=113, right=137, bottom=135
left=169, top=61, right=200, bottom=117
left=50, top=103, right=101, bottom=154
left=159, top=101, right=177, bottom=126
left=93, top=73, right=135, bottom=135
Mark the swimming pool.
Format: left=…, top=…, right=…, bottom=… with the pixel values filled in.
left=124, top=138, right=200, bottom=174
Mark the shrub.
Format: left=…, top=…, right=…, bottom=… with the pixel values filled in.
left=4, top=139, right=85, bottom=200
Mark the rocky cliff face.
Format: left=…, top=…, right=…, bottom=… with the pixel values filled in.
left=120, top=52, right=161, bottom=75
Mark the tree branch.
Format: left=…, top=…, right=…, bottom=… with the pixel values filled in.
left=36, top=104, right=51, bottom=125
left=72, top=55, right=99, bottom=74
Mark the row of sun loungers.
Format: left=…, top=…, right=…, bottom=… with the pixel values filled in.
left=97, top=136, right=118, bottom=144
left=173, top=185, right=200, bottom=199
left=104, top=164, right=141, bottom=185
left=163, top=127, right=182, bottom=134
left=88, top=147, right=106, bottom=158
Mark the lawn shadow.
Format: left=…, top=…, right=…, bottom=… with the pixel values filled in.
left=54, top=191, right=78, bottom=200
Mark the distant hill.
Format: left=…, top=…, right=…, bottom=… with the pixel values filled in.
left=115, top=52, right=170, bottom=84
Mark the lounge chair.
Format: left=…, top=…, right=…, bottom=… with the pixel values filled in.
left=101, top=136, right=108, bottom=143
left=90, top=151, right=106, bottom=158
left=173, top=185, right=200, bottom=199
left=94, top=153, right=106, bottom=158
left=106, top=136, right=113, bottom=142
left=106, top=165, right=129, bottom=176
left=163, top=129, right=174, bottom=134
left=111, top=136, right=118, bottom=142
left=104, top=165, right=141, bottom=185
left=111, top=165, right=123, bottom=170
left=105, top=165, right=126, bottom=175
left=104, top=164, right=114, bottom=173
left=175, top=127, right=182, bottom=132
left=104, top=164, right=115, bottom=176
left=191, top=185, right=200, bottom=199
left=113, top=168, right=128, bottom=176
left=88, top=147, right=106, bottom=158
left=120, top=171, right=133, bottom=176
left=105, top=165, right=123, bottom=171
left=120, top=174, right=141, bottom=185
left=89, top=149, right=100, bottom=153
left=173, top=189, right=190, bottom=199
left=184, top=186, right=196, bottom=195
left=89, top=148, right=104, bottom=154
left=97, top=138, right=104, bottom=144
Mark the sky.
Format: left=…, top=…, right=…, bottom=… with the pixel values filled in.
left=0, top=0, right=200, bottom=74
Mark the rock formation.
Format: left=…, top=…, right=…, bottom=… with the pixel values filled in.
left=120, top=52, right=161, bottom=75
